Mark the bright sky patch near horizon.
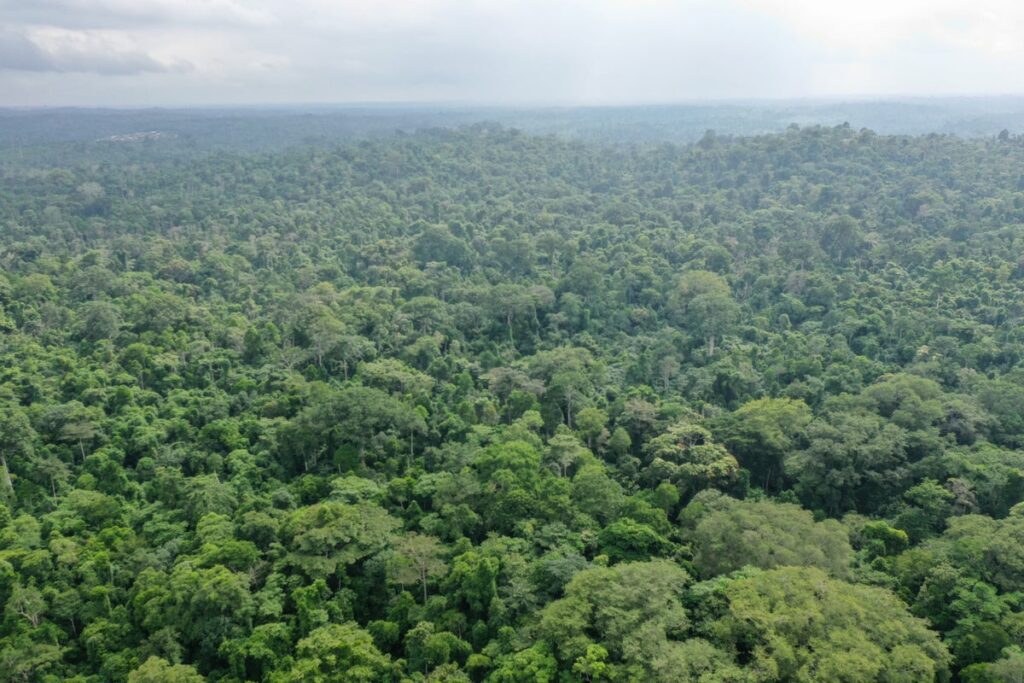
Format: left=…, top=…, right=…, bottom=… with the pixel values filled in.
left=1, top=0, right=1023, bottom=107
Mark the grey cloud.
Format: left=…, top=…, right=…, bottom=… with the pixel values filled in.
left=0, top=0, right=273, bottom=30
left=0, top=30, right=52, bottom=71
left=0, top=29, right=183, bottom=75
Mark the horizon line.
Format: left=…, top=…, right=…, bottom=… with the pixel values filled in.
left=8, top=92, right=1024, bottom=112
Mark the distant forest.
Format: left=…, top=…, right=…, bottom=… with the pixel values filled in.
left=3, top=115, right=1024, bottom=681
left=7, top=96, right=1024, bottom=155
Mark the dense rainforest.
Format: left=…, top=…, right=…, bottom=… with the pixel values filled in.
left=3, top=122, right=1024, bottom=681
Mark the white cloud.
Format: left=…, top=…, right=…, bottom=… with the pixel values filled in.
left=739, top=0, right=1024, bottom=58
left=2, top=0, right=1024, bottom=105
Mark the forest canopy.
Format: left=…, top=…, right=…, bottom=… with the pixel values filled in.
left=3, top=122, right=1024, bottom=680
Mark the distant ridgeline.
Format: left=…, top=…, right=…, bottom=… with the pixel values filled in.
left=2, top=121, right=1024, bottom=680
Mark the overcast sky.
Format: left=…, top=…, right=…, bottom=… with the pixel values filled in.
left=2, top=0, right=1024, bottom=107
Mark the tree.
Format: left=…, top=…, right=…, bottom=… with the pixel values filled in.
left=333, top=334, right=376, bottom=380
left=572, top=645, right=610, bottom=682
left=404, top=621, right=472, bottom=675
left=474, top=440, right=543, bottom=488
left=785, top=412, right=908, bottom=515
left=446, top=550, right=499, bottom=619
left=705, top=567, right=951, bottom=681
left=819, top=214, right=867, bottom=263
left=0, top=636, right=64, bottom=683
left=6, top=581, right=46, bottom=627
left=285, top=502, right=400, bottom=578
left=488, top=643, right=558, bottom=683
left=0, top=407, right=35, bottom=499
left=668, top=271, right=738, bottom=356
left=574, top=407, right=608, bottom=449
left=76, top=300, right=121, bottom=341
left=571, top=464, right=624, bottom=524
left=682, top=492, right=853, bottom=578
left=413, top=224, right=472, bottom=270
left=549, top=370, right=590, bottom=430
left=713, top=397, right=811, bottom=492
left=536, top=560, right=699, bottom=681
left=169, top=564, right=255, bottom=663
left=220, top=622, right=292, bottom=681
left=920, top=514, right=1024, bottom=593
left=642, top=422, right=740, bottom=500
left=305, top=310, right=345, bottom=370
left=57, top=401, right=100, bottom=462
left=284, top=386, right=427, bottom=471
left=895, top=479, right=955, bottom=542
left=128, top=657, right=205, bottom=683
left=488, top=284, right=546, bottom=345
left=526, top=347, right=601, bottom=429
left=272, top=623, right=396, bottom=682
left=960, top=647, right=1024, bottom=683
left=657, top=355, right=681, bottom=395
left=607, top=427, right=632, bottom=458
left=388, top=532, right=448, bottom=603
left=544, top=426, right=589, bottom=477
left=359, top=358, right=435, bottom=396
left=597, top=518, right=672, bottom=563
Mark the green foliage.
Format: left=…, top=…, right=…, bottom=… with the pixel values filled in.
left=1, top=121, right=1022, bottom=680
left=128, top=657, right=205, bottom=683
left=642, top=423, right=740, bottom=500
left=284, top=502, right=400, bottom=578
left=387, top=532, right=448, bottom=603
left=706, top=567, right=952, bottom=682
left=668, top=270, right=739, bottom=357
left=682, top=491, right=854, bottom=578
left=597, top=518, right=672, bottom=563
left=488, top=643, right=557, bottom=682
left=536, top=560, right=695, bottom=681
left=272, top=622, right=397, bottom=682
left=713, top=397, right=811, bottom=492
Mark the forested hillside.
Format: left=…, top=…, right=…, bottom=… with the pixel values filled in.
left=4, top=123, right=1024, bottom=681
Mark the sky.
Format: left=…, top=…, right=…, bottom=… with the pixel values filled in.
left=2, top=0, right=1024, bottom=107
